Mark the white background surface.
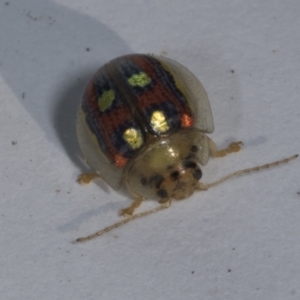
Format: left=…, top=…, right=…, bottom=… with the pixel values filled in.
left=0, top=1, right=300, bottom=299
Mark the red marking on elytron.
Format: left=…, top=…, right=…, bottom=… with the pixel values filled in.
left=115, top=154, right=128, bottom=168
left=181, top=114, right=193, bottom=127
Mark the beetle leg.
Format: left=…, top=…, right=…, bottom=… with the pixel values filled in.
left=120, top=197, right=143, bottom=216
left=121, top=182, right=146, bottom=216
left=208, top=137, right=243, bottom=158
left=77, top=173, right=99, bottom=185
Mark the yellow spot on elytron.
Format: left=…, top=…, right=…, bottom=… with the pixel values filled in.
left=123, top=128, right=143, bottom=149
left=151, top=111, right=169, bottom=133
left=98, top=90, right=115, bottom=112
left=128, top=72, right=151, bottom=87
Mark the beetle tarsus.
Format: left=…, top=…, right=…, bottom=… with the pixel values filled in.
left=211, top=141, right=243, bottom=158
left=77, top=173, right=99, bottom=185
left=120, top=198, right=143, bottom=216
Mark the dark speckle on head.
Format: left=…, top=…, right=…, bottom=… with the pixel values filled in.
left=140, top=176, right=147, bottom=186
left=190, top=145, right=198, bottom=153
left=157, top=189, right=168, bottom=199
left=184, top=161, right=197, bottom=169
left=150, top=174, right=164, bottom=189
left=170, top=171, right=180, bottom=181
left=184, top=154, right=194, bottom=161
left=192, top=169, right=202, bottom=180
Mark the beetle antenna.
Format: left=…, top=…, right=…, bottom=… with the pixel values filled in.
left=197, top=154, right=298, bottom=191
left=76, top=200, right=171, bottom=242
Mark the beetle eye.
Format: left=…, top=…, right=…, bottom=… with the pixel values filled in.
left=192, top=169, right=202, bottom=180
left=170, top=171, right=180, bottom=181
left=157, top=189, right=168, bottom=199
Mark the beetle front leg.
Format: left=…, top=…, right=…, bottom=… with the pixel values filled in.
left=208, top=137, right=243, bottom=158
left=120, top=197, right=143, bottom=216
left=121, top=181, right=146, bottom=216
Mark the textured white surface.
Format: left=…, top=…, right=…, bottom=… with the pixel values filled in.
left=0, top=1, right=300, bottom=299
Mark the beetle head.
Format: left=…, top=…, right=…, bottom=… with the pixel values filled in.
left=154, top=160, right=202, bottom=202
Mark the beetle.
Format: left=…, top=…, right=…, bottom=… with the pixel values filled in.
left=75, top=54, right=297, bottom=242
